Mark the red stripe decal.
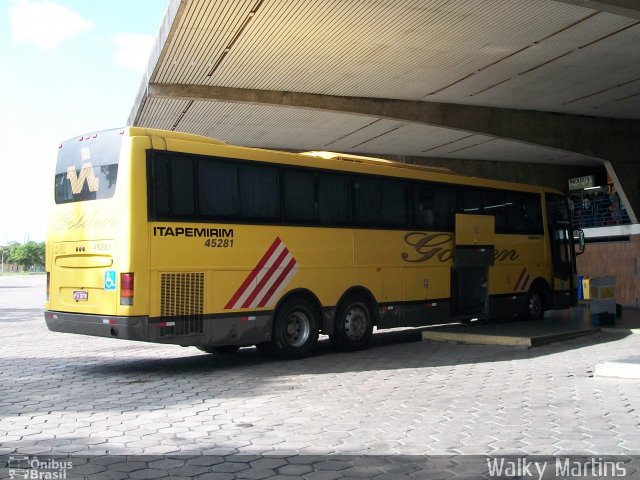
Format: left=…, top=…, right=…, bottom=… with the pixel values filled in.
left=257, top=257, right=297, bottom=308
left=224, top=237, right=282, bottom=309
left=514, top=268, right=527, bottom=291
left=240, top=247, right=291, bottom=309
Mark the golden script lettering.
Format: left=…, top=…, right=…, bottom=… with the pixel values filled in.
left=401, top=232, right=519, bottom=263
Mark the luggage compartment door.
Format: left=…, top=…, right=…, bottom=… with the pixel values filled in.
left=452, top=214, right=495, bottom=318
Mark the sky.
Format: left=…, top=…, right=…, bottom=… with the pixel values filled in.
left=0, top=0, right=168, bottom=245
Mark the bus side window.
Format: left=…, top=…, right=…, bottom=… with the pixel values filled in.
left=152, top=154, right=195, bottom=218
left=523, top=194, right=543, bottom=233
left=425, top=209, right=435, bottom=226
left=284, top=169, right=317, bottom=223
left=413, top=182, right=455, bottom=231
left=198, top=160, right=239, bottom=218
left=238, top=164, right=280, bottom=221
left=153, top=155, right=170, bottom=217
left=415, top=201, right=434, bottom=227
left=198, top=160, right=280, bottom=222
left=318, top=173, right=351, bottom=225
left=354, top=176, right=407, bottom=228
left=413, top=184, right=434, bottom=229
left=380, top=179, right=408, bottom=227
left=171, top=156, right=195, bottom=216
left=484, top=189, right=507, bottom=231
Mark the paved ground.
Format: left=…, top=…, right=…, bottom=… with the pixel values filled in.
left=1, top=275, right=640, bottom=479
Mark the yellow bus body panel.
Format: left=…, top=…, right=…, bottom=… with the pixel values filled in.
left=47, top=127, right=569, bottom=333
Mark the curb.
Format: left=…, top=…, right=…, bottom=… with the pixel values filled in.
left=421, top=328, right=599, bottom=347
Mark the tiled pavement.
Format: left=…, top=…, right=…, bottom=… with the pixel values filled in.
left=1, top=275, right=639, bottom=478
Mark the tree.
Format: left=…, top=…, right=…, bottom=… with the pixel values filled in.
left=0, top=242, right=19, bottom=270
left=10, top=241, right=45, bottom=271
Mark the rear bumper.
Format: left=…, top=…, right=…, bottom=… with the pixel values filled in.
left=44, top=310, right=273, bottom=347
left=44, top=310, right=149, bottom=342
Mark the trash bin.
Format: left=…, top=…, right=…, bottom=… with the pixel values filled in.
left=582, top=275, right=591, bottom=301
left=578, top=275, right=584, bottom=300
left=589, top=276, right=616, bottom=325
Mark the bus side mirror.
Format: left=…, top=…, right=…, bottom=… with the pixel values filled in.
left=574, top=229, right=585, bottom=255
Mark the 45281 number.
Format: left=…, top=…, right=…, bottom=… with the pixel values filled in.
left=204, top=239, right=234, bottom=248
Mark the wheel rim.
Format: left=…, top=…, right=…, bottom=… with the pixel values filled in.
left=529, top=292, right=543, bottom=319
left=284, top=311, right=311, bottom=348
left=344, top=304, right=368, bottom=341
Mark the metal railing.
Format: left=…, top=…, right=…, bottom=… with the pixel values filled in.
left=571, top=196, right=630, bottom=229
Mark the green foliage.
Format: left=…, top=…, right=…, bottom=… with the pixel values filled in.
left=0, top=242, right=18, bottom=267
left=1, top=241, right=45, bottom=271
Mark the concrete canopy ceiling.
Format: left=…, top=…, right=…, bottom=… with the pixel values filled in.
left=129, top=0, right=640, bottom=168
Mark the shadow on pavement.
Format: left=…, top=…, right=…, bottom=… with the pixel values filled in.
left=0, top=326, right=630, bottom=420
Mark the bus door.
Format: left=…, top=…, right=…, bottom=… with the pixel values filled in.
left=452, top=214, right=495, bottom=319
left=546, top=194, right=578, bottom=308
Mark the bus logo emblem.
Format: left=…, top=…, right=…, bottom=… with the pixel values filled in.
left=67, top=162, right=99, bottom=194
left=225, top=237, right=298, bottom=310
left=8, top=455, right=29, bottom=478
left=104, top=271, right=116, bottom=290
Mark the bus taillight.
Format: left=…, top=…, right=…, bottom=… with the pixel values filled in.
left=120, top=273, right=134, bottom=305
left=46, top=272, right=50, bottom=302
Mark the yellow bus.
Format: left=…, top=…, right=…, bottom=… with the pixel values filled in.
left=45, top=127, right=583, bottom=359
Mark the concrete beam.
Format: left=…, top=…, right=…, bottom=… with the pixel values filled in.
left=553, top=0, right=640, bottom=20
left=129, top=0, right=185, bottom=127
left=403, top=156, right=600, bottom=194
left=147, top=83, right=640, bottom=222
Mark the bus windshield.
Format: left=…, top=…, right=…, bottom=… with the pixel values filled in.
left=54, top=128, right=122, bottom=204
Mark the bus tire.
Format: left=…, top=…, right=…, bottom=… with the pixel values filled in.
left=527, top=287, right=546, bottom=320
left=197, top=345, right=241, bottom=355
left=330, top=296, right=373, bottom=351
left=271, top=298, right=319, bottom=359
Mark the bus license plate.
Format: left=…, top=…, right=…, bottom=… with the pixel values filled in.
left=73, top=290, right=88, bottom=301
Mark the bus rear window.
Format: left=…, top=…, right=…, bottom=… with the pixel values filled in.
left=54, top=129, right=122, bottom=204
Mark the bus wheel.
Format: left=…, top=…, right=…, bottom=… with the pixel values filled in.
left=527, top=287, right=545, bottom=320
left=198, top=345, right=241, bottom=355
left=272, top=298, right=319, bottom=359
left=330, top=296, right=373, bottom=351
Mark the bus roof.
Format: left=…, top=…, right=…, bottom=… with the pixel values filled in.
left=125, top=126, right=563, bottom=196
left=127, top=126, right=227, bottom=146
left=301, top=151, right=457, bottom=175
left=127, top=127, right=458, bottom=175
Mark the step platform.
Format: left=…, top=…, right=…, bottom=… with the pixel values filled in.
left=419, top=307, right=617, bottom=347
left=421, top=319, right=600, bottom=347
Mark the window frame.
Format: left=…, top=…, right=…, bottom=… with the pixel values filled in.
left=456, top=185, right=543, bottom=235
left=146, top=149, right=545, bottom=235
